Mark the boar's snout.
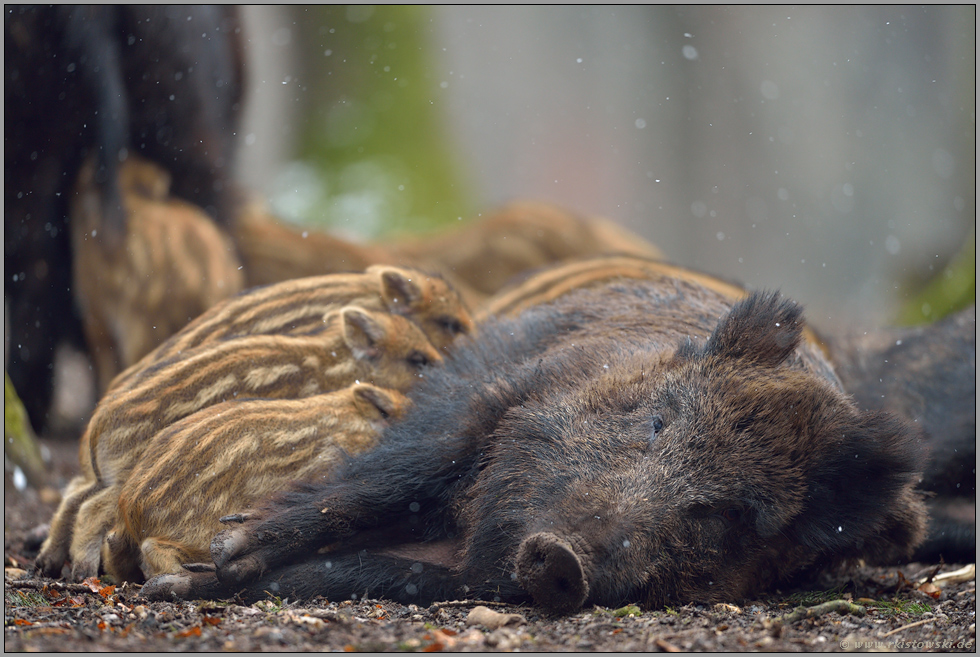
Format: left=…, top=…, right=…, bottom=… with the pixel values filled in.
left=515, top=532, right=590, bottom=614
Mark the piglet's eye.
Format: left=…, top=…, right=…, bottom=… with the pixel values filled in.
left=407, top=351, right=431, bottom=369
left=651, top=414, right=665, bottom=436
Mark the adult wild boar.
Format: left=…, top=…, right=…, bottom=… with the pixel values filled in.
left=143, top=277, right=927, bottom=613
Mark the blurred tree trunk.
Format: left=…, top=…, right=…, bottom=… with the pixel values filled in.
left=5, top=371, right=48, bottom=489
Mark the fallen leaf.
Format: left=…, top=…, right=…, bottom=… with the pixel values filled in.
left=466, top=605, right=526, bottom=630
left=98, top=584, right=116, bottom=599
left=82, top=576, right=103, bottom=592
left=13, top=619, right=33, bottom=626
left=918, top=582, right=941, bottom=599
left=5, top=567, right=29, bottom=580
left=202, top=616, right=222, bottom=626
left=176, top=626, right=202, bottom=638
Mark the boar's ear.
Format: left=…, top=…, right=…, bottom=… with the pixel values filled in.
left=352, top=383, right=408, bottom=420
left=703, top=291, right=803, bottom=367
left=378, top=267, right=424, bottom=314
left=342, top=307, right=386, bottom=361
left=789, top=411, right=927, bottom=564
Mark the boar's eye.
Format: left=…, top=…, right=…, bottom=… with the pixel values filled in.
left=644, top=415, right=666, bottom=450
left=721, top=508, right=742, bottom=523
left=407, top=351, right=431, bottom=369
left=689, top=503, right=747, bottom=527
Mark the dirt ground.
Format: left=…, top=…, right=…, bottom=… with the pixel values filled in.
left=4, top=434, right=975, bottom=653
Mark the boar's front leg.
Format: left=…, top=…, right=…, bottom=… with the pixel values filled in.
left=209, top=432, right=477, bottom=586
left=143, top=551, right=464, bottom=606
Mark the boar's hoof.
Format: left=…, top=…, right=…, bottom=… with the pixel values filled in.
left=142, top=569, right=226, bottom=601
left=515, top=532, right=589, bottom=614
left=141, top=573, right=194, bottom=601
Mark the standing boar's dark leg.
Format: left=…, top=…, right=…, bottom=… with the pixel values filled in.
left=5, top=6, right=126, bottom=431
left=60, top=6, right=129, bottom=244
left=4, top=5, right=245, bottom=432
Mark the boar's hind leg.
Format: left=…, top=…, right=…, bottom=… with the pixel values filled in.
left=144, top=552, right=462, bottom=606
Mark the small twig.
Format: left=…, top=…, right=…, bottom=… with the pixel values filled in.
left=919, top=563, right=976, bottom=587
left=880, top=616, right=936, bottom=638
left=914, top=564, right=944, bottom=585
left=775, top=599, right=866, bottom=624
left=654, top=637, right=682, bottom=652
left=429, top=599, right=518, bottom=609
left=7, top=579, right=96, bottom=593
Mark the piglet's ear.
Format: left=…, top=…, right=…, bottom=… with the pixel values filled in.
left=342, top=307, right=385, bottom=361
left=378, top=267, right=424, bottom=315
left=703, top=291, right=803, bottom=367
left=352, top=383, right=409, bottom=420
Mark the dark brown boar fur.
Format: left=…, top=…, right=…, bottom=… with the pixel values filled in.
left=104, top=383, right=410, bottom=583
left=5, top=5, right=244, bottom=431
left=828, top=305, right=976, bottom=562
left=141, top=278, right=927, bottom=614
left=71, top=155, right=245, bottom=394
left=36, top=306, right=441, bottom=581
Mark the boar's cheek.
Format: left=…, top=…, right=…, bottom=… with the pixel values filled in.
left=787, top=411, right=927, bottom=561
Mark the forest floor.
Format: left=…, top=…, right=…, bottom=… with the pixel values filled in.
left=4, top=435, right=976, bottom=653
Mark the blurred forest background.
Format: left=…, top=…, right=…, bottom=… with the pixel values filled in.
left=237, top=5, right=974, bottom=328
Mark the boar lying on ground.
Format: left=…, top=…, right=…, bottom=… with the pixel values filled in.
left=72, top=155, right=245, bottom=393
left=36, top=306, right=442, bottom=581
left=142, top=276, right=928, bottom=614
left=105, top=384, right=410, bottom=583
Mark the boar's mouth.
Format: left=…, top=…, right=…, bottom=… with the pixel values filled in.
left=515, top=532, right=590, bottom=614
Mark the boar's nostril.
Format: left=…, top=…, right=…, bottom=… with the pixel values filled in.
left=515, top=532, right=589, bottom=614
